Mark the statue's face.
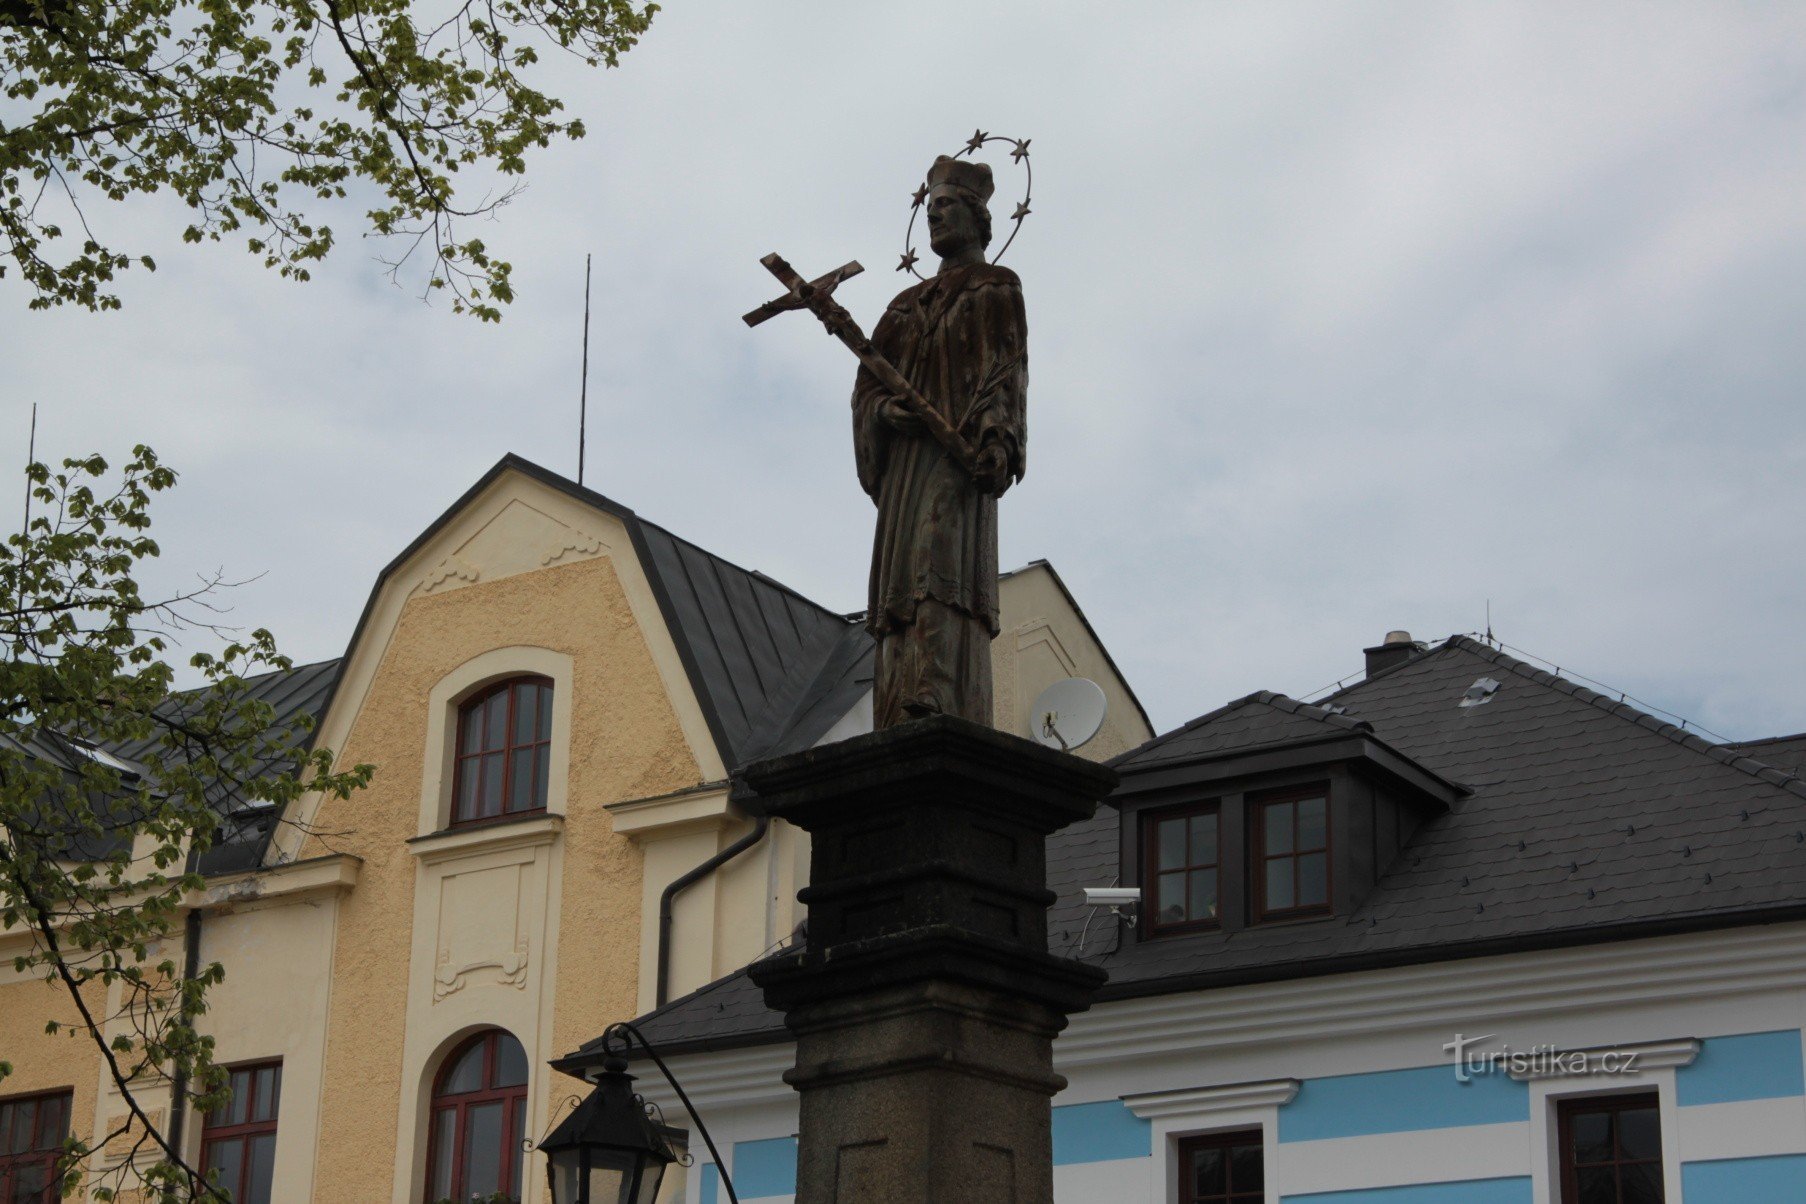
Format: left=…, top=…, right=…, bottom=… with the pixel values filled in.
left=927, top=187, right=983, bottom=259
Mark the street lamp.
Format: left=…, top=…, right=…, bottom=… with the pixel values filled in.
left=543, top=1022, right=739, bottom=1204
left=540, top=1055, right=674, bottom=1204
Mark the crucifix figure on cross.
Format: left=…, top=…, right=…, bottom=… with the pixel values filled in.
left=745, top=153, right=1028, bottom=731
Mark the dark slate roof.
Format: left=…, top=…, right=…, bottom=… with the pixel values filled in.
left=316, top=455, right=869, bottom=780
left=1109, top=690, right=1374, bottom=771
left=618, top=635, right=1806, bottom=1055
left=6, top=659, right=342, bottom=872
left=1727, top=733, right=1806, bottom=777
left=634, top=522, right=863, bottom=770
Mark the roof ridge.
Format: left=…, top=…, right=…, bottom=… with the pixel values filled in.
left=1109, top=690, right=1373, bottom=768
left=1445, top=635, right=1806, bottom=801
left=1253, top=690, right=1375, bottom=733
left=1725, top=731, right=1806, bottom=750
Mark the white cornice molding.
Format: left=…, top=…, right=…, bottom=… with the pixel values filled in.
left=408, top=813, right=564, bottom=865
left=606, top=784, right=737, bottom=840
left=1506, top=1037, right=1701, bottom=1082
left=641, top=922, right=1806, bottom=1110
left=199, top=853, right=361, bottom=909
left=1054, top=922, right=1806, bottom=1069
left=1122, top=1078, right=1300, bottom=1121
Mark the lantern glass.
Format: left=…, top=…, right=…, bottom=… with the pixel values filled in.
left=546, top=1142, right=668, bottom=1204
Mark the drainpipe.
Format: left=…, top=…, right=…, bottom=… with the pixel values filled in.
left=164, top=907, right=204, bottom=1161
left=655, top=815, right=770, bottom=1007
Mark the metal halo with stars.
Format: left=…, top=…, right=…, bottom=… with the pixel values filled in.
left=900, top=129, right=1033, bottom=280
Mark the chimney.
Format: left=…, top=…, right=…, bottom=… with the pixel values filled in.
left=1364, top=630, right=1420, bottom=679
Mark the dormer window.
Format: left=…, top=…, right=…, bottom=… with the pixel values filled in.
left=452, top=676, right=553, bottom=826
left=1142, top=803, right=1220, bottom=935
left=1253, top=786, right=1330, bottom=920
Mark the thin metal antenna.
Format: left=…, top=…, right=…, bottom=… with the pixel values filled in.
left=22, top=402, right=36, bottom=537
left=578, top=253, right=592, bottom=486
left=1485, top=599, right=1494, bottom=646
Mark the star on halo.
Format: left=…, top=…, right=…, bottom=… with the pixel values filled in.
left=1011, top=139, right=1031, bottom=163
left=897, top=249, right=920, bottom=273
left=965, top=129, right=989, bottom=153
left=1011, top=201, right=1031, bottom=221
left=910, top=184, right=928, bottom=209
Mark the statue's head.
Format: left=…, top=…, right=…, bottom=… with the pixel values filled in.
left=925, top=156, right=994, bottom=261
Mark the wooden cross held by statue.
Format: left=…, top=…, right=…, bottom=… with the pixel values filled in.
left=743, top=253, right=980, bottom=474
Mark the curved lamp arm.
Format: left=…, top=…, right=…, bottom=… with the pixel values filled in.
left=602, top=1021, right=740, bottom=1204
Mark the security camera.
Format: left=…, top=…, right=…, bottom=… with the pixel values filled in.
left=1083, top=887, right=1142, bottom=909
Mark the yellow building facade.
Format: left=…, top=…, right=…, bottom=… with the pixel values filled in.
left=0, top=456, right=1150, bottom=1203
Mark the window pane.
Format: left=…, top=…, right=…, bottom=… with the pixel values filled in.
left=206, top=1138, right=244, bottom=1201
left=1618, top=1106, right=1661, bottom=1160
left=0, top=1101, right=12, bottom=1151
left=537, top=684, right=553, bottom=740
left=36, top=1095, right=66, bottom=1146
left=1157, top=872, right=1187, bottom=924
left=481, top=754, right=505, bottom=818
left=1621, top=1161, right=1665, bottom=1204
left=7, top=1101, right=34, bottom=1153
left=1229, top=1141, right=1263, bottom=1191
left=1189, top=814, right=1216, bottom=867
left=513, top=683, right=538, bottom=746
left=1571, top=1111, right=1613, bottom=1163
left=1297, top=853, right=1328, bottom=908
left=1188, top=869, right=1217, bottom=922
left=535, top=746, right=551, bottom=809
left=1190, top=1145, right=1224, bottom=1196
left=1297, top=796, right=1327, bottom=850
left=1157, top=818, right=1185, bottom=870
left=461, top=702, right=485, bottom=753
left=1263, top=803, right=1294, bottom=855
left=1265, top=859, right=1295, bottom=912
left=455, top=760, right=480, bottom=822
left=508, top=750, right=535, bottom=814
left=12, top=1160, right=51, bottom=1202
left=254, top=1066, right=280, bottom=1123
left=494, top=1033, right=529, bottom=1089
left=429, top=1108, right=456, bottom=1199
left=462, top=1101, right=505, bottom=1196
left=245, top=1133, right=276, bottom=1204
left=485, top=691, right=508, bottom=749
left=443, top=1042, right=486, bottom=1095
left=510, top=1098, right=527, bottom=1197
left=1575, top=1166, right=1616, bottom=1204
left=231, top=1070, right=252, bottom=1126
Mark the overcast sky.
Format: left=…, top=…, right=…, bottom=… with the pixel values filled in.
left=9, top=3, right=1806, bottom=742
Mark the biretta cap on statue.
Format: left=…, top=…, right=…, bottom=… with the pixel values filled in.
left=926, top=155, right=995, bottom=204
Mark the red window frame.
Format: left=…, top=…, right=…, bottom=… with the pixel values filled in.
left=424, top=1030, right=529, bottom=1204
left=1558, top=1093, right=1666, bottom=1204
left=1253, top=785, right=1332, bottom=921
left=201, top=1060, right=282, bottom=1204
left=1141, top=802, right=1222, bottom=936
left=0, top=1089, right=72, bottom=1204
left=1178, top=1129, right=1263, bottom=1204
left=451, top=676, right=553, bottom=827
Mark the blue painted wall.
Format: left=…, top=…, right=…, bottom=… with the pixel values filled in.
left=733, top=1136, right=799, bottom=1199
left=1278, top=1065, right=1528, bottom=1143
left=1050, top=1099, right=1152, bottom=1165
left=1681, top=1153, right=1806, bottom=1201
left=1676, top=1030, right=1806, bottom=1106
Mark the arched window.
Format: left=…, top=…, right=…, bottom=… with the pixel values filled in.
left=452, top=676, right=553, bottom=826
left=425, top=1030, right=530, bottom=1203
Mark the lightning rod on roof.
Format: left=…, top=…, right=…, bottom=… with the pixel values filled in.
left=578, top=253, right=592, bottom=487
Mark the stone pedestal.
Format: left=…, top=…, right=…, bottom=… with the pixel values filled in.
left=746, top=716, right=1115, bottom=1204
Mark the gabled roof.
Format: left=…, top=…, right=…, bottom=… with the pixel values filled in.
left=313, top=454, right=868, bottom=777
left=622, top=634, right=1806, bottom=1054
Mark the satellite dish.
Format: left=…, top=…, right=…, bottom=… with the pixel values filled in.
left=1032, top=678, right=1108, bottom=752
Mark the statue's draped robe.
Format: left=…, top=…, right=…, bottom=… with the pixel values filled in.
left=852, top=262, right=1028, bottom=729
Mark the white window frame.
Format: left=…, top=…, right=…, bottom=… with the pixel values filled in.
left=1122, top=1078, right=1298, bottom=1204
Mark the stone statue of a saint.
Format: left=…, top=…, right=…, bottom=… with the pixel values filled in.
left=853, top=156, right=1028, bottom=730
